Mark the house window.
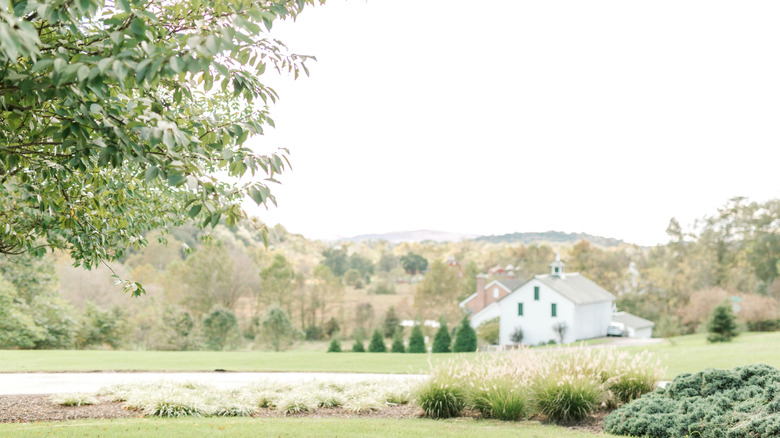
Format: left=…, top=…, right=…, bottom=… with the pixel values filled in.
left=551, top=303, right=557, bottom=317
left=534, top=286, right=539, bottom=301
left=493, top=287, right=499, bottom=299
left=518, top=303, right=523, bottom=316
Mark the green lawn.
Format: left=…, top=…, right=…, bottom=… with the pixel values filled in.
left=0, top=350, right=471, bottom=374
left=3, top=331, right=780, bottom=378
left=623, top=331, right=780, bottom=379
left=0, top=417, right=613, bottom=437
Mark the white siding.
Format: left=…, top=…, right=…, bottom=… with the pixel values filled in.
left=573, top=302, right=612, bottom=340
left=498, top=279, right=577, bottom=346
left=631, top=327, right=653, bottom=339
left=469, top=302, right=500, bottom=329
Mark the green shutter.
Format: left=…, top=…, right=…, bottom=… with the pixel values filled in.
left=534, top=286, right=539, bottom=300
left=518, top=302, right=523, bottom=316
left=551, top=303, right=557, bottom=317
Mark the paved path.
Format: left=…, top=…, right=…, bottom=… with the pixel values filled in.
left=0, top=372, right=428, bottom=395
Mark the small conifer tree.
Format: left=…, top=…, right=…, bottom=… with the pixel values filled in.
left=368, top=328, right=387, bottom=352
left=407, top=324, right=426, bottom=353
left=352, top=337, right=365, bottom=352
left=432, top=320, right=452, bottom=353
left=327, top=336, right=342, bottom=353
left=391, top=326, right=405, bottom=353
left=453, top=316, right=477, bottom=352
left=707, top=303, right=738, bottom=343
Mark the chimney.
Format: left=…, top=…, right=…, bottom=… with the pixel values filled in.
left=476, top=274, right=487, bottom=310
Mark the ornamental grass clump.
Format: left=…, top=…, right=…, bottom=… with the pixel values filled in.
left=417, top=345, right=662, bottom=423
left=533, top=374, right=603, bottom=422
left=470, top=380, right=530, bottom=421
left=49, top=393, right=99, bottom=407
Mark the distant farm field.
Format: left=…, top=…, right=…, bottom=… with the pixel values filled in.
left=0, top=417, right=613, bottom=438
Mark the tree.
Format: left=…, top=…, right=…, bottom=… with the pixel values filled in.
left=321, top=248, right=348, bottom=278
left=348, top=253, right=374, bottom=279
left=552, top=321, right=568, bottom=344
left=351, top=337, right=365, bottom=353
left=707, top=304, right=739, bottom=343
left=401, top=253, right=428, bottom=276
left=368, top=328, right=386, bottom=353
left=414, top=259, right=460, bottom=324
left=477, top=317, right=500, bottom=345
left=74, top=302, right=126, bottom=349
left=0, top=0, right=320, bottom=295
left=407, top=324, right=426, bottom=353
left=305, top=264, right=343, bottom=331
left=0, top=274, right=45, bottom=348
left=383, top=306, right=400, bottom=338
left=201, top=306, right=241, bottom=351
left=432, top=321, right=451, bottom=353
left=327, top=336, right=342, bottom=353
left=377, top=252, right=399, bottom=273
left=510, top=326, right=524, bottom=344
left=258, top=305, right=301, bottom=352
left=453, top=316, right=477, bottom=352
left=391, top=327, right=405, bottom=353
left=259, top=254, right=296, bottom=315
left=343, top=269, right=362, bottom=287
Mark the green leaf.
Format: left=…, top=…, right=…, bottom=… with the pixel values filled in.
left=167, top=173, right=187, bottom=187
left=187, top=204, right=201, bottom=218
left=144, top=166, right=158, bottom=182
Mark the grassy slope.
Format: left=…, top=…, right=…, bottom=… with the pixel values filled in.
left=623, top=331, right=780, bottom=379
left=0, top=417, right=613, bottom=438
left=0, top=350, right=470, bottom=373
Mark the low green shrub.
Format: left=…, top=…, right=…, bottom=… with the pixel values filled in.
left=368, top=328, right=386, bottom=353
left=533, top=375, right=603, bottom=422
left=416, top=378, right=466, bottom=419
left=407, top=324, right=426, bottom=353
left=605, top=364, right=780, bottom=438
left=327, top=337, right=342, bottom=352
left=470, top=380, right=529, bottom=421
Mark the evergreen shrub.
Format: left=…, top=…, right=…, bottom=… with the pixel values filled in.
left=407, top=324, right=426, bottom=353
left=453, top=316, right=477, bottom=353
left=391, top=327, right=405, bottom=353
left=368, top=328, right=386, bottom=352
left=432, top=322, right=451, bottom=353
left=605, top=364, right=780, bottom=438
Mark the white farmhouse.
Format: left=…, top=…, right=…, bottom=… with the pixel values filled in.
left=465, top=254, right=618, bottom=345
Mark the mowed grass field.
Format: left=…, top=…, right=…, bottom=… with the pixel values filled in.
left=0, top=417, right=613, bottom=438
left=2, top=331, right=780, bottom=377
left=0, top=349, right=470, bottom=374
left=623, top=331, right=780, bottom=379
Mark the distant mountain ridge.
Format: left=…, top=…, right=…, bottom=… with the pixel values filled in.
left=342, top=230, right=478, bottom=243
left=475, top=230, right=626, bottom=247
left=342, top=229, right=626, bottom=247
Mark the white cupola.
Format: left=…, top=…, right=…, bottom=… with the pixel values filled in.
left=550, top=251, right=565, bottom=278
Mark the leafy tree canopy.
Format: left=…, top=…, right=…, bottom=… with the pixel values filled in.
left=0, top=0, right=321, bottom=295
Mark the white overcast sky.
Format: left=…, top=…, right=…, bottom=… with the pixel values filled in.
left=244, top=0, right=780, bottom=246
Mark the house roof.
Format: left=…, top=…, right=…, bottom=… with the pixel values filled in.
left=612, top=311, right=655, bottom=329
left=534, top=273, right=616, bottom=305
left=459, top=292, right=477, bottom=307
left=470, top=301, right=500, bottom=324
left=491, top=278, right=525, bottom=292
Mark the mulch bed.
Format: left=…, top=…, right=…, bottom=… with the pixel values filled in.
left=0, top=394, right=607, bottom=433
